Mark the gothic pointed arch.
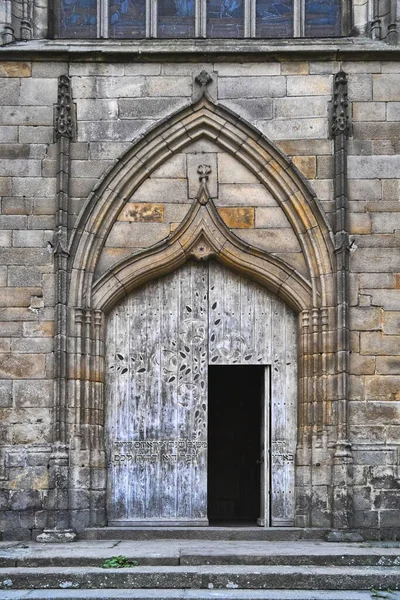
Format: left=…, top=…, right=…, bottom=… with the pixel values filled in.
left=68, top=90, right=335, bottom=313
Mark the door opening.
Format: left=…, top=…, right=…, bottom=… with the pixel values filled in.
left=207, top=365, right=264, bottom=524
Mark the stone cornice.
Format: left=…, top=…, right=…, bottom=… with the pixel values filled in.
left=1, top=37, right=399, bottom=60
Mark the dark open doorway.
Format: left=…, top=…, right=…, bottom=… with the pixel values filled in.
left=207, top=365, right=264, bottom=524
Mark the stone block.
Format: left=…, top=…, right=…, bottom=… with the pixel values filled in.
left=19, top=78, right=58, bottom=106
left=11, top=338, right=53, bottom=353
left=89, top=141, right=130, bottom=160
left=70, top=63, right=125, bottom=76
left=372, top=140, right=396, bottom=155
left=363, top=289, right=400, bottom=310
left=367, top=376, right=400, bottom=402
left=164, top=203, right=191, bottom=224
left=218, top=207, right=255, bottom=229
left=125, top=64, right=161, bottom=75
left=277, top=139, right=332, bottom=156
left=309, top=61, right=340, bottom=74
left=18, top=126, right=54, bottom=144
left=0, top=106, right=53, bottom=126
left=310, top=179, right=333, bottom=201
left=78, top=120, right=153, bottom=142
left=0, top=79, right=20, bottom=105
left=218, top=77, right=286, bottom=99
left=353, top=102, right=386, bottom=121
left=0, top=158, right=41, bottom=177
left=146, top=76, right=192, bottom=97
left=236, top=228, right=301, bottom=253
left=274, top=96, right=328, bottom=119
left=118, top=203, right=164, bottom=223
left=96, top=76, right=146, bottom=99
left=105, top=222, right=170, bottom=248
left=95, top=248, right=132, bottom=277
left=348, top=75, right=373, bottom=101
left=216, top=63, right=280, bottom=76
left=130, top=178, right=187, bottom=204
left=280, top=61, right=308, bottom=75
left=349, top=354, right=375, bottom=375
left=383, top=311, right=400, bottom=335
left=350, top=425, right=385, bottom=444
left=0, top=230, right=12, bottom=247
left=0, top=380, right=12, bottom=408
left=8, top=266, right=41, bottom=287
left=31, top=62, right=68, bottom=78
left=2, top=196, right=33, bottom=214
left=361, top=331, right=400, bottom=356
left=349, top=213, right=371, bottom=235
left=286, top=75, right=331, bottom=96
left=351, top=249, right=400, bottom=273
left=0, top=266, right=7, bottom=286
left=13, top=177, right=56, bottom=197
left=0, top=126, right=18, bottom=143
left=28, top=215, right=55, bottom=230
left=13, top=380, right=53, bottom=408
left=23, top=321, right=54, bottom=337
left=349, top=156, right=400, bottom=179
left=347, top=140, right=373, bottom=156
left=70, top=159, right=114, bottom=179
left=354, top=122, right=400, bottom=141
left=12, top=230, right=43, bottom=248
left=0, top=214, right=27, bottom=229
left=353, top=510, right=379, bottom=528
left=376, top=356, right=400, bottom=375
left=187, top=153, right=217, bottom=197
left=255, top=206, right=290, bottom=228
left=0, top=354, right=46, bottom=379
left=77, top=99, right=118, bottom=121
left=71, top=76, right=97, bottom=99
left=373, top=75, right=400, bottom=101
left=151, top=154, right=186, bottom=179
left=220, top=98, right=272, bottom=121
left=69, top=177, right=98, bottom=198
left=315, top=156, right=333, bottom=180
left=371, top=212, right=400, bottom=233
left=386, top=102, right=400, bottom=121
left=359, top=273, right=394, bottom=290
left=348, top=179, right=381, bottom=201
left=259, top=118, right=327, bottom=141
left=0, top=62, right=31, bottom=77
left=0, top=288, right=42, bottom=308
left=10, top=490, right=42, bottom=511
left=350, top=307, right=382, bottom=331
left=119, top=97, right=187, bottom=119
left=218, top=183, right=278, bottom=207
left=292, top=156, right=316, bottom=179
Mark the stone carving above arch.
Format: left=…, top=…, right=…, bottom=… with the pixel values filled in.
left=91, top=169, right=312, bottom=313
left=69, top=90, right=335, bottom=311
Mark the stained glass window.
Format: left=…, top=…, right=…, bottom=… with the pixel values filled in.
left=256, top=0, right=293, bottom=37
left=60, top=0, right=97, bottom=38
left=109, top=0, right=146, bottom=38
left=158, top=0, right=195, bottom=37
left=206, top=0, right=244, bottom=38
left=305, top=0, right=341, bottom=37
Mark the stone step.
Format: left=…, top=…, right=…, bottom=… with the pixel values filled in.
left=0, top=565, right=399, bottom=591
left=0, top=589, right=391, bottom=600
left=79, top=527, right=328, bottom=542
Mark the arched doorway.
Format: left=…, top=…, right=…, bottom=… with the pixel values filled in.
left=105, top=260, right=297, bottom=527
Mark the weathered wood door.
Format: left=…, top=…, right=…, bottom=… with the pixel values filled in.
left=105, top=260, right=297, bottom=526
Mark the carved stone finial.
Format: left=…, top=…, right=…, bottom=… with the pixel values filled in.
left=196, top=165, right=212, bottom=205
left=195, top=70, right=213, bottom=91
left=55, top=75, right=73, bottom=139
left=331, top=71, right=350, bottom=137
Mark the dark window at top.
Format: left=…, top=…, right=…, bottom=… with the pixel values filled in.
left=158, top=0, right=196, bottom=38
left=256, top=0, right=293, bottom=38
left=109, top=0, right=146, bottom=38
left=206, top=0, right=244, bottom=38
left=60, top=0, right=97, bottom=38
left=305, top=0, right=341, bottom=37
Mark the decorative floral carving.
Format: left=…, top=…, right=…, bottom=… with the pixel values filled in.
left=55, top=75, right=73, bottom=139
left=331, top=71, right=350, bottom=137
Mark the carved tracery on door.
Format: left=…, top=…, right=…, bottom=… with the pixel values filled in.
left=105, top=260, right=297, bottom=527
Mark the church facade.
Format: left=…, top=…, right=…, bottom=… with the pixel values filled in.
left=0, top=0, right=400, bottom=541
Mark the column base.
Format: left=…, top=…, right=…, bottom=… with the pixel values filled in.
left=36, top=529, right=77, bottom=543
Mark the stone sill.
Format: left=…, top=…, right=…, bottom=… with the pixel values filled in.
left=0, top=37, right=399, bottom=61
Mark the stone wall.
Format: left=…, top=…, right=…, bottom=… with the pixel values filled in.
left=0, top=56, right=400, bottom=539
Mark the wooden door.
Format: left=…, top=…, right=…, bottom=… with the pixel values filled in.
left=105, top=260, right=297, bottom=526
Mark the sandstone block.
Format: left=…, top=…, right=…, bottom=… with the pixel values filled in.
left=255, top=206, right=290, bottom=228
left=292, top=155, right=316, bottom=179
left=119, top=97, right=187, bottom=119
left=125, top=64, right=161, bottom=75
left=350, top=307, right=382, bottom=331
left=348, top=156, right=400, bottom=179
left=12, top=338, right=53, bottom=353
left=70, top=159, right=114, bottom=179
left=0, top=126, right=18, bottom=142
left=2, top=196, right=32, bottom=214
left=78, top=120, right=153, bottom=142
left=361, top=332, right=400, bottom=356
left=96, top=76, right=146, bottom=99
left=383, top=311, right=400, bottom=335
left=349, top=354, right=376, bottom=375
left=353, top=122, right=400, bottom=140
left=0, top=354, right=46, bottom=379
left=364, top=289, right=400, bottom=310
left=218, top=183, right=277, bottom=207
left=105, top=222, right=170, bottom=248
left=259, top=118, right=327, bottom=141
left=69, top=177, right=98, bottom=198
left=365, top=377, right=400, bottom=401
left=0, top=62, right=31, bottom=77
left=70, top=76, right=97, bottom=99
left=23, top=321, right=54, bottom=337
left=151, top=154, right=186, bottom=179
left=28, top=215, right=55, bottom=230
left=31, top=62, right=68, bottom=78
left=118, top=203, right=164, bottom=223
left=13, top=177, right=56, bottom=197
left=146, top=76, right=192, bottom=97
left=0, top=288, right=41, bottom=308
left=70, top=63, right=124, bottom=77
left=373, top=74, right=400, bottom=101
left=77, top=99, right=118, bottom=121
left=371, top=212, right=400, bottom=234
left=0, top=380, right=12, bottom=408
left=95, top=247, right=132, bottom=277
left=348, top=74, right=373, bottom=101
left=277, top=139, right=332, bottom=156
left=219, top=76, right=286, bottom=99
left=18, top=126, right=54, bottom=144
left=348, top=179, right=381, bottom=201
left=218, top=207, right=255, bottom=229
left=237, top=227, right=301, bottom=253
left=8, top=266, right=41, bottom=287
left=349, top=213, right=372, bottom=235
left=12, top=230, right=43, bottom=248
left=353, top=102, right=386, bottom=122
left=376, top=356, right=400, bottom=375
left=286, top=75, right=331, bottom=96
left=387, top=103, right=400, bottom=121
left=280, top=61, right=308, bottom=75
left=0, top=106, right=53, bottom=126
left=0, top=231, right=12, bottom=247
left=216, top=63, right=280, bottom=76
left=273, top=96, right=328, bottom=119
left=89, top=141, right=130, bottom=160
left=220, top=98, right=273, bottom=121
left=13, top=379, right=53, bottom=407
left=19, top=78, right=58, bottom=106
left=0, top=248, right=50, bottom=267
left=130, top=178, right=187, bottom=204
left=0, top=79, right=20, bottom=105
